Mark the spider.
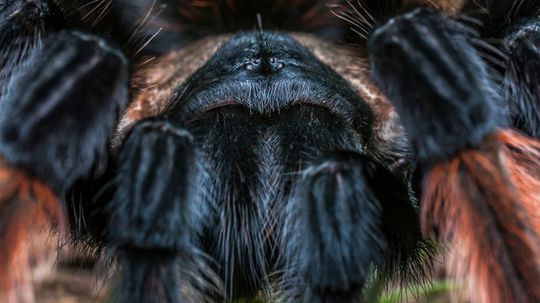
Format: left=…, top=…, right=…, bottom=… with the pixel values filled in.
left=0, top=0, right=539, bottom=302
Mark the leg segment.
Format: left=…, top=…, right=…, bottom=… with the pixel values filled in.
left=282, top=152, right=386, bottom=303
left=0, top=30, right=128, bottom=302
left=107, top=118, right=208, bottom=303
left=0, top=30, right=128, bottom=191
left=369, top=8, right=540, bottom=303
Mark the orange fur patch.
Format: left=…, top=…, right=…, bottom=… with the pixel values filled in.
left=0, top=160, right=67, bottom=303
left=499, top=130, right=540, bottom=235
left=421, top=132, right=540, bottom=303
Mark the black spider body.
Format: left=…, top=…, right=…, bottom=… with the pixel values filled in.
left=109, top=30, right=410, bottom=301
left=0, top=1, right=540, bottom=303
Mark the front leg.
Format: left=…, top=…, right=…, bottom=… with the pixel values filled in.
left=281, top=151, right=424, bottom=303
left=0, top=30, right=128, bottom=189
left=107, top=118, right=216, bottom=303
left=283, top=152, right=385, bottom=303
left=0, top=30, right=128, bottom=302
left=369, top=8, right=540, bottom=303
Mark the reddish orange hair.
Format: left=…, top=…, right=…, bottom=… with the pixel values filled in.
left=0, top=160, right=66, bottom=303
left=421, top=130, right=540, bottom=303
left=499, top=130, right=540, bottom=234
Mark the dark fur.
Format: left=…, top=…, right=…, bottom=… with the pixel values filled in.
left=503, top=22, right=540, bottom=138
left=0, top=1, right=539, bottom=303
left=0, top=30, right=128, bottom=191
left=108, top=118, right=200, bottom=302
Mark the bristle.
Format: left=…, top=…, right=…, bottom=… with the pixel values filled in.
left=0, top=160, right=67, bottom=303
left=55, top=0, right=349, bottom=57
left=421, top=133, right=540, bottom=303
left=53, top=0, right=173, bottom=56
left=0, top=0, right=64, bottom=99
left=0, top=0, right=64, bottom=50
left=332, top=0, right=442, bottom=53
left=365, top=160, right=436, bottom=284
left=460, top=0, right=540, bottom=39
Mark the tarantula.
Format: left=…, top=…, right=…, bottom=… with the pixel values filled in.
left=1, top=0, right=539, bottom=302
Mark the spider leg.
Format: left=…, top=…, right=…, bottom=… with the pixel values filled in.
left=281, top=151, right=426, bottom=302
left=107, top=118, right=210, bottom=303
left=458, top=0, right=540, bottom=254
left=282, top=152, right=386, bottom=303
left=369, top=8, right=540, bottom=303
left=0, top=30, right=128, bottom=191
left=0, top=30, right=128, bottom=302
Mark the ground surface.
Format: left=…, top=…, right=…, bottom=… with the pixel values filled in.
left=34, top=262, right=462, bottom=303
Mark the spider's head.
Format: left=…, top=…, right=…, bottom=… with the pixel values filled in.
left=115, top=29, right=408, bottom=173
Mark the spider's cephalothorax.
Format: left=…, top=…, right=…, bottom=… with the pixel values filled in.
left=0, top=1, right=540, bottom=303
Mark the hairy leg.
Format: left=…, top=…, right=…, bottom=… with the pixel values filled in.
left=0, top=28, right=128, bottom=302
left=279, top=151, right=427, bottom=303
left=107, top=118, right=219, bottom=303
left=0, top=30, right=128, bottom=190
left=459, top=0, right=540, bottom=261
left=369, top=7, right=540, bottom=303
